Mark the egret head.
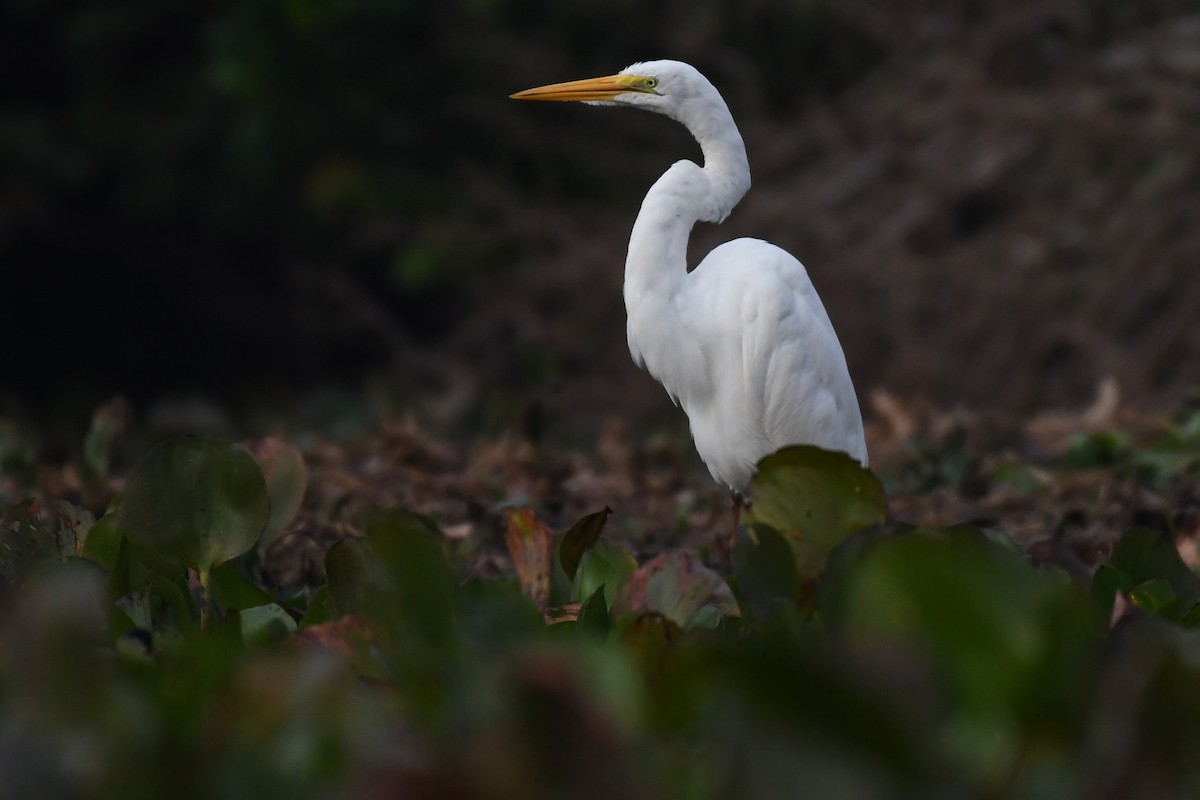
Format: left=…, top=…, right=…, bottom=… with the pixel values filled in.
left=511, top=59, right=747, bottom=202
left=510, top=59, right=715, bottom=123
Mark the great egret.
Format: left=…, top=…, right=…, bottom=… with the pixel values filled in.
left=512, top=60, right=867, bottom=494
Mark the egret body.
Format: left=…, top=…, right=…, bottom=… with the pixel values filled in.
left=512, top=60, right=866, bottom=492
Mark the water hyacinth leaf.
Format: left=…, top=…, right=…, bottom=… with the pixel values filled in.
left=248, top=438, right=307, bottom=548
left=827, top=529, right=1097, bottom=772
left=747, top=445, right=887, bottom=580
left=299, top=585, right=332, bottom=627
left=325, top=538, right=369, bottom=618
left=107, top=535, right=146, bottom=604
left=1111, top=527, right=1200, bottom=602
left=346, top=511, right=459, bottom=721
left=1180, top=603, right=1200, bottom=628
left=503, top=507, right=554, bottom=609
left=456, top=579, right=543, bottom=647
left=118, top=436, right=270, bottom=571
left=1064, top=430, right=1129, bottom=469
left=81, top=507, right=125, bottom=572
left=559, top=506, right=612, bottom=581
left=240, top=603, right=298, bottom=645
left=572, top=540, right=638, bottom=606
left=150, top=574, right=197, bottom=634
left=685, top=605, right=722, bottom=630
left=1132, top=447, right=1196, bottom=483
left=613, top=550, right=737, bottom=628
left=208, top=559, right=272, bottom=611
left=577, top=585, right=611, bottom=636
left=732, top=523, right=800, bottom=620
left=357, top=510, right=457, bottom=657
left=1129, top=579, right=1177, bottom=615
left=762, top=601, right=811, bottom=650
left=620, top=613, right=680, bottom=685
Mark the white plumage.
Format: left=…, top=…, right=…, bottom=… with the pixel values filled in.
left=513, top=59, right=866, bottom=491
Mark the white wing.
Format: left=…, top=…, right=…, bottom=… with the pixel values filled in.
left=679, top=238, right=866, bottom=488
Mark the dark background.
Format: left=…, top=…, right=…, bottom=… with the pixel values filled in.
left=3, top=0, right=1198, bottom=441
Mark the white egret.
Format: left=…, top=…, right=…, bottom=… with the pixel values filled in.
left=512, top=60, right=867, bottom=496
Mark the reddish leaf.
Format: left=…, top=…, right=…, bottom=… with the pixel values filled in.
left=293, top=615, right=373, bottom=661
left=613, top=550, right=737, bottom=627
left=503, top=507, right=555, bottom=610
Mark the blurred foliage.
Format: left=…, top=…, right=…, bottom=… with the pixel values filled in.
left=896, top=426, right=986, bottom=495
left=1065, top=404, right=1200, bottom=485
left=5, top=433, right=1200, bottom=798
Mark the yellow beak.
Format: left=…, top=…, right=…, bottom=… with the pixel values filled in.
left=510, top=73, right=645, bottom=102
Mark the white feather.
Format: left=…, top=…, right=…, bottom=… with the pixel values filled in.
left=519, top=59, right=867, bottom=492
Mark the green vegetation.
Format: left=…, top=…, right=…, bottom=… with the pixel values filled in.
left=3, top=430, right=1200, bottom=799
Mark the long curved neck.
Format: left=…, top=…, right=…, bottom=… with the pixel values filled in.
left=623, top=94, right=750, bottom=309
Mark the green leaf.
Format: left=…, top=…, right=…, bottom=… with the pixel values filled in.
left=456, top=579, right=543, bottom=648
left=762, top=601, right=812, bottom=651
left=577, top=585, right=611, bottom=636
left=324, top=511, right=459, bottom=680
left=118, top=436, right=270, bottom=571
left=559, top=506, right=612, bottom=581
left=1180, top=603, right=1200, bottom=628
left=240, top=603, right=298, bottom=645
left=81, top=508, right=125, bottom=572
left=299, top=585, right=332, bottom=627
left=107, top=534, right=157, bottom=603
left=149, top=574, right=197, bottom=634
left=1129, top=579, right=1177, bottom=614
left=1064, top=430, right=1129, bottom=469
left=732, top=523, right=800, bottom=620
left=208, top=559, right=272, bottom=611
left=248, top=438, right=307, bottom=549
left=572, top=540, right=638, bottom=606
left=325, top=538, right=370, bottom=618
left=1111, top=527, right=1200, bottom=602
left=826, top=528, right=1097, bottom=775
left=1131, top=448, right=1195, bottom=483
left=746, top=445, right=887, bottom=580
left=620, top=613, right=680, bottom=685
left=339, top=511, right=459, bottom=719
left=300, top=585, right=333, bottom=628
left=685, top=605, right=722, bottom=630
